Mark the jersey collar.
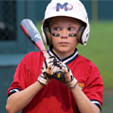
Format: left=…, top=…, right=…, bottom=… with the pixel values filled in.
left=48, top=46, right=78, bottom=64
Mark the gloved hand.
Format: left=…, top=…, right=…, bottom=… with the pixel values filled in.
left=51, top=61, right=78, bottom=89
left=64, top=69, right=78, bottom=89
left=51, top=61, right=66, bottom=80
left=37, top=56, right=56, bottom=85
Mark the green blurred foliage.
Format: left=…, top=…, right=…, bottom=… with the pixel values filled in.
left=78, top=21, right=113, bottom=89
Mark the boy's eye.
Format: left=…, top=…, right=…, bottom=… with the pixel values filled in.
left=54, top=27, right=60, bottom=31
left=68, top=27, right=74, bottom=31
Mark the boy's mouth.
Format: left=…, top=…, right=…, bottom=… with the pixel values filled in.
left=59, top=42, right=69, bottom=45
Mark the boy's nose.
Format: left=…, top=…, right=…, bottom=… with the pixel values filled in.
left=61, top=29, right=68, bottom=38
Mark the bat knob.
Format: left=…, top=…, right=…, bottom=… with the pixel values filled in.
left=53, top=70, right=65, bottom=80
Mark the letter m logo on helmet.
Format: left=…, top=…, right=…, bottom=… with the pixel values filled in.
left=56, top=3, right=68, bottom=11
left=56, top=3, right=73, bottom=11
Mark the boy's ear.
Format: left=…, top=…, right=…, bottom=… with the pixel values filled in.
left=77, top=26, right=85, bottom=44
left=43, top=27, right=52, bottom=45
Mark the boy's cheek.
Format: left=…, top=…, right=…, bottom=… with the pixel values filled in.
left=68, top=33, right=77, bottom=37
left=52, top=33, right=60, bottom=37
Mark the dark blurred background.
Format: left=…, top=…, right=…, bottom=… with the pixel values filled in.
left=0, top=0, right=113, bottom=113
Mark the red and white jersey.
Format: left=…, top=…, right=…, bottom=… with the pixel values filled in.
left=7, top=47, right=104, bottom=113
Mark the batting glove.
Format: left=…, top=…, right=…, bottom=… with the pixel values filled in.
left=51, top=62, right=78, bottom=89
left=65, top=69, right=78, bottom=89
left=38, top=56, right=57, bottom=85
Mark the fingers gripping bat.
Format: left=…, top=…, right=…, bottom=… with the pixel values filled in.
left=20, top=19, right=64, bottom=80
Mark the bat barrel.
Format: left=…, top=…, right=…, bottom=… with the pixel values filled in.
left=20, top=19, right=65, bottom=81
left=21, top=19, right=46, bottom=53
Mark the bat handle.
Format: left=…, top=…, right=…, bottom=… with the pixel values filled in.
left=43, top=52, right=65, bottom=80
left=53, top=70, right=65, bottom=80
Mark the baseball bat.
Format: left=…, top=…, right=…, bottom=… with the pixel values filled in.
left=20, top=19, right=64, bottom=80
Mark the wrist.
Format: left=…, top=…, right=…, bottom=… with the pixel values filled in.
left=37, top=74, right=49, bottom=85
left=69, top=81, right=78, bottom=90
left=36, top=80, right=45, bottom=87
left=65, top=76, right=78, bottom=89
left=69, top=84, right=80, bottom=93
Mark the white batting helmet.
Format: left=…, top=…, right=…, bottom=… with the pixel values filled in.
left=41, top=0, right=90, bottom=46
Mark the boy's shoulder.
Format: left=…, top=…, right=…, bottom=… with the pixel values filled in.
left=25, top=51, right=43, bottom=57
left=22, top=51, right=45, bottom=62
left=75, top=55, right=101, bottom=77
left=77, top=54, right=90, bottom=61
left=76, top=54, right=97, bottom=68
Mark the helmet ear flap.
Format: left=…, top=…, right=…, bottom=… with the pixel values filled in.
left=77, top=26, right=85, bottom=44
left=43, top=27, right=52, bottom=45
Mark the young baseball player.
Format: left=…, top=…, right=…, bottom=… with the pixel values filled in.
left=6, top=0, right=104, bottom=113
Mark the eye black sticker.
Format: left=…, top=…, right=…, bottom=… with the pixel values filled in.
left=52, top=33, right=60, bottom=37
left=68, top=33, right=77, bottom=37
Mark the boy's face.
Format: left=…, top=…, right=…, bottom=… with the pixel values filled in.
left=49, top=17, right=81, bottom=56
